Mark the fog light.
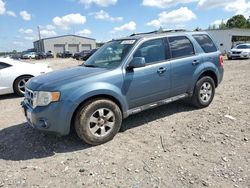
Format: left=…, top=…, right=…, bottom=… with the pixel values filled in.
left=38, top=119, right=49, bottom=129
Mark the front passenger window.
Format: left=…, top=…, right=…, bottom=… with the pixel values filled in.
left=134, top=39, right=165, bottom=64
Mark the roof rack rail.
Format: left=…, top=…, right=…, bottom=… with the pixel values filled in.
left=130, top=29, right=187, bottom=36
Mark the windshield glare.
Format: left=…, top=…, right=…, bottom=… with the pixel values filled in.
left=83, top=40, right=136, bottom=69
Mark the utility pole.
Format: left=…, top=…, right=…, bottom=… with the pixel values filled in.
left=37, top=26, right=41, bottom=52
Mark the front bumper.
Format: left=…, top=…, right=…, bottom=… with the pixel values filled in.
left=228, top=53, right=250, bottom=59
left=21, top=100, right=72, bottom=136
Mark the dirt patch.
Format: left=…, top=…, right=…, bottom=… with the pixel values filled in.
left=0, top=58, right=249, bottom=187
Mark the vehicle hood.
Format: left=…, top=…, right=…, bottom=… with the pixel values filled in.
left=27, top=66, right=108, bottom=91
left=230, top=49, right=250, bottom=52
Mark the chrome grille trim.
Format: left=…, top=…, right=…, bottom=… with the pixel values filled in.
left=25, top=87, right=34, bottom=108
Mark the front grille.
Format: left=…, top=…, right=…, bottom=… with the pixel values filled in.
left=25, top=87, right=34, bottom=108
left=232, top=51, right=241, bottom=54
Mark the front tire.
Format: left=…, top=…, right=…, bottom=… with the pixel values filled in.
left=191, top=76, right=215, bottom=108
left=13, top=75, right=32, bottom=97
left=74, top=99, right=122, bottom=145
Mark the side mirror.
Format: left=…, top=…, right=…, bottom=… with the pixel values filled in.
left=128, top=57, right=146, bottom=69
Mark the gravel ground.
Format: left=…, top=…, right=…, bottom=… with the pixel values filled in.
left=0, top=58, right=249, bottom=188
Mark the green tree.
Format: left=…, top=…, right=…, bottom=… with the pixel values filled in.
left=219, top=20, right=227, bottom=29
left=226, top=15, right=247, bottom=28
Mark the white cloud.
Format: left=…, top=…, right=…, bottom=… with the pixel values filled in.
left=0, top=0, right=5, bottom=15
left=175, top=24, right=186, bottom=29
left=24, top=36, right=35, bottom=41
left=20, top=10, right=31, bottom=21
left=79, top=0, right=117, bottom=8
left=40, top=30, right=57, bottom=38
left=113, top=21, right=136, bottom=32
left=53, top=13, right=86, bottom=30
left=146, top=7, right=196, bottom=27
left=142, top=0, right=198, bottom=8
left=211, top=18, right=228, bottom=27
left=19, top=28, right=33, bottom=34
left=198, top=0, right=250, bottom=17
left=6, top=10, right=16, bottom=17
left=198, top=0, right=233, bottom=9
left=13, top=41, right=25, bottom=47
left=91, top=10, right=123, bottom=22
left=40, top=24, right=56, bottom=30
left=76, top=29, right=92, bottom=36
left=0, top=0, right=16, bottom=17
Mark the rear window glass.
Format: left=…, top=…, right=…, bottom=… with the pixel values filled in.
left=168, top=36, right=195, bottom=59
left=193, top=34, right=217, bottom=53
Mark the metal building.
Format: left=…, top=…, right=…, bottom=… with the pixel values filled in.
left=206, top=29, right=250, bottom=53
left=33, top=35, right=96, bottom=54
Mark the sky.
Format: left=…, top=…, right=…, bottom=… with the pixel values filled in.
left=0, top=0, right=250, bottom=52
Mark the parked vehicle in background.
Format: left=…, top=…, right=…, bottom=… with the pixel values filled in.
left=0, top=58, right=52, bottom=96
left=227, top=43, right=250, bottom=60
left=35, top=52, right=47, bottom=60
left=73, top=49, right=98, bottom=60
left=73, top=50, right=89, bottom=60
left=46, top=51, right=54, bottom=58
left=10, top=53, right=22, bottom=60
left=22, top=31, right=224, bottom=145
left=82, top=49, right=98, bottom=61
left=22, top=52, right=36, bottom=59
left=57, top=51, right=73, bottom=58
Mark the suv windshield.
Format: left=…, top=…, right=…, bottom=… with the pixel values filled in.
left=83, top=40, right=136, bottom=69
left=236, top=45, right=250, bottom=49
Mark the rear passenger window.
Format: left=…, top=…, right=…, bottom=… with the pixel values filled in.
left=168, top=36, right=195, bottom=59
left=134, top=39, right=166, bottom=64
left=0, top=62, right=11, bottom=69
left=193, top=34, right=217, bottom=53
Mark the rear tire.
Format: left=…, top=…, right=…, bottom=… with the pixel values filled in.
left=74, top=99, right=122, bottom=145
left=191, top=76, right=215, bottom=108
left=13, top=75, right=32, bottom=97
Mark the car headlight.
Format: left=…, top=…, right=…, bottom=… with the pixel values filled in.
left=242, top=51, right=248, bottom=55
left=33, top=91, right=60, bottom=107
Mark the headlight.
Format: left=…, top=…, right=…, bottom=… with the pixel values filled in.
left=242, top=51, right=248, bottom=55
left=33, top=91, right=60, bottom=107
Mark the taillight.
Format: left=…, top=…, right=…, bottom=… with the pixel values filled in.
left=219, top=55, right=224, bottom=68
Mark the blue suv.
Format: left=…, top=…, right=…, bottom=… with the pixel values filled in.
left=22, top=31, right=224, bottom=145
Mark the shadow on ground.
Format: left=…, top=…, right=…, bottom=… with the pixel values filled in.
left=0, top=94, right=20, bottom=100
left=0, top=100, right=196, bottom=161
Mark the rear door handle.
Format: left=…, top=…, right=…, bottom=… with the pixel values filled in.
left=157, top=67, right=167, bottom=74
left=192, top=60, right=200, bottom=66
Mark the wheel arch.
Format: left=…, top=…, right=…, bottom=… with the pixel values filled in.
left=197, top=70, right=218, bottom=87
left=70, top=94, right=123, bottom=133
left=12, top=74, right=34, bottom=90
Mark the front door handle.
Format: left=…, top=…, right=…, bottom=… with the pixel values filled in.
left=192, top=60, right=200, bottom=66
left=157, top=67, right=167, bottom=74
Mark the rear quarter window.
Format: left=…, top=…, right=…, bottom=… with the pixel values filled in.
left=193, top=34, right=218, bottom=53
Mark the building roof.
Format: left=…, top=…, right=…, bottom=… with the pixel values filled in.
left=34, top=34, right=96, bottom=43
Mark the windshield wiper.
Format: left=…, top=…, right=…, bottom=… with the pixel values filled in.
left=83, top=64, right=98, bottom=68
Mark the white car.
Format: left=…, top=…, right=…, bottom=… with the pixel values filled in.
left=22, top=52, right=36, bottom=59
left=227, top=43, right=250, bottom=60
left=0, top=58, right=52, bottom=96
